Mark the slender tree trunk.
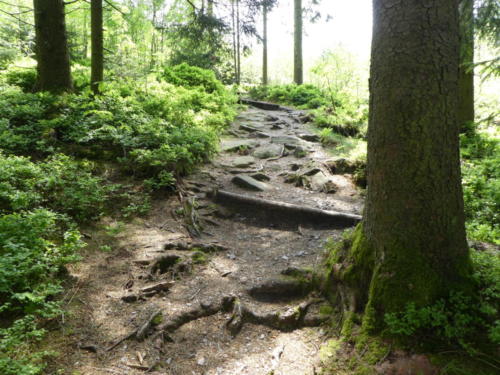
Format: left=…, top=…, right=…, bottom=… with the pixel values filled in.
left=458, top=0, right=475, bottom=133
left=236, top=0, right=241, bottom=84
left=328, top=0, right=471, bottom=332
left=293, top=0, right=303, bottom=84
left=231, top=0, right=238, bottom=83
left=91, top=0, right=103, bottom=94
left=150, top=3, right=157, bottom=70
left=83, top=6, right=88, bottom=59
left=33, top=0, right=73, bottom=93
left=207, top=0, right=214, bottom=17
left=262, top=2, right=268, bottom=85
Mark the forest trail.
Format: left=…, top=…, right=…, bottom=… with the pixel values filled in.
left=56, top=104, right=364, bottom=375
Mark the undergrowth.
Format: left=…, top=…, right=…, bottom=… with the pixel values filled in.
left=0, top=63, right=236, bottom=374
left=248, top=84, right=368, bottom=137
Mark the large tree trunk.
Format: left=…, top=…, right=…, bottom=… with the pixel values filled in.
left=262, top=2, right=268, bottom=85
left=293, top=0, right=303, bottom=85
left=33, top=0, right=73, bottom=93
left=91, top=0, right=103, bottom=94
left=458, top=0, right=475, bottom=133
left=328, top=0, right=472, bottom=332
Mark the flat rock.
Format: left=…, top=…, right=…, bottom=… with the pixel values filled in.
left=255, top=131, right=271, bottom=138
left=232, top=156, right=256, bottom=168
left=252, top=144, right=284, bottom=159
left=271, top=135, right=302, bottom=149
left=325, top=158, right=364, bottom=174
left=309, top=172, right=338, bottom=193
left=232, top=175, right=271, bottom=191
left=298, top=133, right=320, bottom=142
left=251, top=173, right=271, bottom=181
left=221, top=139, right=259, bottom=152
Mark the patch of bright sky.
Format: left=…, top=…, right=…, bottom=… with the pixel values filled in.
left=243, top=0, right=373, bottom=83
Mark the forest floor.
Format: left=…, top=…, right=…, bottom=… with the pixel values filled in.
left=47, top=104, right=365, bottom=375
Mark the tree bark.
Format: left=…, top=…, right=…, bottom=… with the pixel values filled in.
left=262, top=2, right=268, bottom=85
left=33, top=0, right=73, bottom=93
left=328, top=0, right=472, bottom=332
left=91, top=0, right=104, bottom=94
left=293, top=0, right=303, bottom=85
left=458, top=0, right=475, bottom=133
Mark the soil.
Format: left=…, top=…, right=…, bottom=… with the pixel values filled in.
left=47, top=104, right=364, bottom=375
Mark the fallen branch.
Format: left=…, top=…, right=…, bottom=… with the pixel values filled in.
left=208, top=189, right=362, bottom=227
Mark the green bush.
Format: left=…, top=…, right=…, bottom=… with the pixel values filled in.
left=162, top=63, right=225, bottom=94
left=461, top=130, right=499, bottom=244
left=249, top=84, right=328, bottom=109
left=0, top=86, right=58, bottom=153
left=0, top=72, right=236, bottom=180
left=0, top=210, right=83, bottom=374
left=3, top=68, right=37, bottom=92
left=0, top=153, right=116, bottom=221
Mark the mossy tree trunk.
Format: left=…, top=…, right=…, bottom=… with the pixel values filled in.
left=33, top=0, right=73, bottom=93
left=458, top=0, right=475, bottom=133
left=329, top=0, right=472, bottom=332
left=293, top=0, right=303, bottom=85
left=91, top=0, right=104, bottom=95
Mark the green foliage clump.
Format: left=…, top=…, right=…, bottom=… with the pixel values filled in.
left=0, top=86, right=58, bottom=153
left=384, top=249, right=499, bottom=351
left=0, top=210, right=83, bottom=374
left=249, top=84, right=327, bottom=109
left=162, top=63, right=225, bottom=94
left=0, top=68, right=236, bottom=181
left=0, top=153, right=115, bottom=221
left=2, top=68, right=37, bottom=92
left=461, top=129, right=500, bottom=244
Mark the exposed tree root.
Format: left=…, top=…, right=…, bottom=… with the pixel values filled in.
left=106, top=309, right=162, bottom=351
left=226, top=298, right=326, bottom=335
left=246, top=279, right=311, bottom=302
left=163, top=241, right=228, bottom=253
left=240, top=98, right=281, bottom=111
left=209, top=189, right=361, bottom=228
left=150, top=295, right=327, bottom=340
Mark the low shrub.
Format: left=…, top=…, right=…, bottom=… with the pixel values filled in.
left=0, top=209, right=83, bottom=374
left=0, top=153, right=116, bottom=221
left=461, top=129, right=500, bottom=244
left=385, top=248, right=499, bottom=351
left=161, top=63, right=225, bottom=94
left=3, top=67, right=37, bottom=92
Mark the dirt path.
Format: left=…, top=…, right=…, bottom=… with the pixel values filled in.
left=54, top=105, right=363, bottom=375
